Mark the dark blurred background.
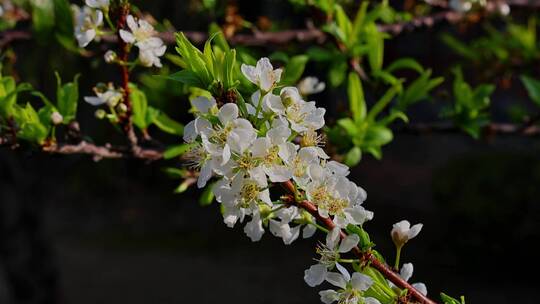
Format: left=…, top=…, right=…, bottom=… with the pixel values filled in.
left=1, top=0, right=540, bottom=303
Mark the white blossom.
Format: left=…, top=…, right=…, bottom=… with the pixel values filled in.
left=104, top=50, right=117, bottom=63
left=72, top=5, right=103, bottom=47
left=51, top=111, right=63, bottom=125
left=319, top=270, right=381, bottom=304
left=298, top=76, right=326, bottom=96
left=389, top=263, right=428, bottom=296
left=269, top=87, right=326, bottom=133
left=85, top=0, right=109, bottom=10
left=269, top=206, right=316, bottom=245
left=305, top=163, right=371, bottom=228
left=304, top=227, right=359, bottom=287
left=119, top=15, right=166, bottom=67
left=391, top=220, right=423, bottom=248
left=241, top=58, right=282, bottom=92
left=84, top=85, right=122, bottom=107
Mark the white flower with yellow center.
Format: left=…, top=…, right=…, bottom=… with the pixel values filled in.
left=266, top=87, right=326, bottom=133
left=213, top=175, right=271, bottom=240
left=241, top=58, right=282, bottom=92
left=304, top=227, right=360, bottom=287
left=279, top=145, right=322, bottom=187
left=119, top=15, right=166, bottom=67
left=72, top=4, right=103, bottom=47
left=306, top=163, right=372, bottom=228
left=269, top=206, right=316, bottom=245
left=250, top=119, right=293, bottom=182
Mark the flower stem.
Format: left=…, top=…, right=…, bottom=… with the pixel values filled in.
left=394, top=246, right=402, bottom=271
left=309, top=222, right=329, bottom=233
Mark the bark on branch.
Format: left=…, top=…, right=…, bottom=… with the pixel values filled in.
left=41, top=141, right=163, bottom=161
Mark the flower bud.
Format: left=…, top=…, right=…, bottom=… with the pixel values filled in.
left=117, top=103, right=128, bottom=113
left=104, top=50, right=117, bottom=63
left=391, top=220, right=423, bottom=248
left=50, top=111, right=63, bottom=125
left=280, top=87, right=302, bottom=107
left=95, top=109, right=106, bottom=119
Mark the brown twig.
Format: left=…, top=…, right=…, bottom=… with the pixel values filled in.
left=282, top=181, right=438, bottom=304
left=41, top=141, right=163, bottom=161
left=399, top=122, right=540, bottom=136
left=0, top=30, right=32, bottom=49
left=115, top=2, right=138, bottom=149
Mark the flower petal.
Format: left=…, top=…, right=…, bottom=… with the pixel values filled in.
left=304, top=264, right=327, bottom=287
left=351, top=272, right=373, bottom=291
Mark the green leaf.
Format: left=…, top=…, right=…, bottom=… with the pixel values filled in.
left=337, top=118, right=359, bottom=137
left=0, top=80, right=33, bottom=118
left=163, top=70, right=205, bottom=88
left=154, top=112, right=184, bottom=136
left=344, top=146, right=362, bottom=167
left=307, top=47, right=335, bottom=62
left=55, top=72, right=80, bottom=122
left=175, top=32, right=212, bottom=86
left=199, top=183, right=215, bottom=206
left=281, top=55, right=309, bottom=85
left=130, top=85, right=152, bottom=130
left=163, top=167, right=185, bottom=178
left=366, top=86, right=400, bottom=123
left=13, top=103, right=49, bottom=144
left=31, top=0, right=55, bottom=41
left=334, top=4, right=352, bottom=44
left=397, top=70, right=443, bottom=110
left=441, top=34, right=479, bottom=61
left=386, top=58, right=424, bottom=74
left=520, top=75, right=540, bottom=106
left=53, top=0, right=74, bottom=46
left=350, top=1, right=369, bottom=46
left=378, top=110, right=408, bottom=126
left=328, top=59, right=348, bottom=87
left=163, top=143, right=195, bottom=159
left=440, top=293, right=466, bottom=304
left=365, top=23, right=384, bottom=73
left=347, top=72, right=366, bottom=123
left=363, top=125, right=393, bottom=147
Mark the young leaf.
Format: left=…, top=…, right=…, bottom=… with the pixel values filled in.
left=386, top=58, right=424, bottom=74
left=163, top=143, right=196, bottom=159
left=281, top=55, right=309, bottom=85
left=55, top=73, right=80, bottom=122
left=347, top=72, right=366, bottom=123
left=344, top=146, right=362, bottom=167
left=154, top=112, right=184, bottom=136
left=163, top=70, right=205, bottom=88
left=199, top=183, right=215, bottom=206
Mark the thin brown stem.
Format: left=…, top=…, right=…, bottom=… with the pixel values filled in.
left=41, top=141, right=163, bottom=161
left=115, top=2, right=138, bottom=148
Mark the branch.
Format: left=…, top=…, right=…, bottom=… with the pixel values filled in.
left=114, top=2, right=140, bottom=151
left=281, top=181, right=438, bottom=304
left=399, top=122, right=540, bottom=136
left=0, top=29, right=32, bottom=49
left=41, top=141, right=163, bottom=161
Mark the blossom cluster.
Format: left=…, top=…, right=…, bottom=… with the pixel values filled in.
left=182, top=57, right=402, bottom=303
left=72, top=0, right=166, bottom=67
